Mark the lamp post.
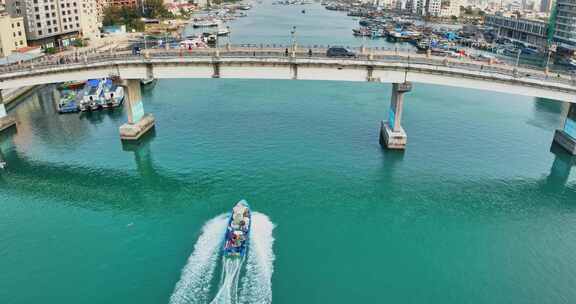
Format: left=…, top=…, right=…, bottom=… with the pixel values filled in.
left=290, top=26, right=297, bottom=53
left=546, top=43, right=556, bottom=74
left=226, top=25, right=231, bottom=51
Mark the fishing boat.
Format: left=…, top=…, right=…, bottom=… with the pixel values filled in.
left=78, top=78, right=124, bottom=112
left=57, top=90, right=80, bottom=114
left=57, top=80, right=86, bottom=91
left=79, top=79, right=105, bottom=112
left=102, top=82, right=125, bottom=109
left=223, top=200, right=251, bottom=258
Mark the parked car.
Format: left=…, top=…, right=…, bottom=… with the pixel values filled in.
left=326, top=46, right=356, bottom=58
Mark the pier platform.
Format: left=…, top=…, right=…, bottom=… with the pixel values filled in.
left=381, top=121, right=407, bottom=149
left=119, top=114, right=155, bottom=141
left=0, top=116, right=16, bottom=132
left=553, top=129, right=576, bottom=155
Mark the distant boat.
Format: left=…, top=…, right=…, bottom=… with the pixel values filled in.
left=192, top=19, right=220, bottom=28
left=215, top=27, right=230, bottom=36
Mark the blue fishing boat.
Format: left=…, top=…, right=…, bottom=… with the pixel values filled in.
left=223, top=200, right=251, bottom=258
left=79, top=79, right=125, bottom=112
left=57, top=90, right=80, bottom=114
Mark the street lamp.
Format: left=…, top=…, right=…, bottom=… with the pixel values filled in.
left=227, top=26, right=231, bottom=44
left=546, top=43, right=556, bottom=74
left=290, top=26, right=296, bottom=52
left=515, top=48, right=522, bottom=67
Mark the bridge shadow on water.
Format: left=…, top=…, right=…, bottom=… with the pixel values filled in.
left=0, top=127, right=219, bottom=215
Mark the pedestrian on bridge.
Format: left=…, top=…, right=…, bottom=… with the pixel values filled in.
left=285, top=48, right=288, bottom=57
left=308, top=49, right=312, bottom=57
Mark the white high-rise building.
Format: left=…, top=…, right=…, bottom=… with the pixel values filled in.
left=409, top=0, right=460, bottom=17
left=439, top=0, right=460, bottom=17
left=0, top=11, right=28, bottom=57
left=79, top=0, right=99, bottom=42
left=426, top=0, right=442, bottom=16
left=412, top=0, right=427, bottom=15
left=5, top=0, right=100, bottom=48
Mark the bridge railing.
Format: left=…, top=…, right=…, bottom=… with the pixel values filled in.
left=1, top=47, right=574, bottom=88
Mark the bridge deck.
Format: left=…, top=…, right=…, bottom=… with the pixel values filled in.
left=0, top=47, right=574, bottom=102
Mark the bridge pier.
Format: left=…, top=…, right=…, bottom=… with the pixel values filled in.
left=381, top=82, right=412, bottom=150
left=553, top=103, right=576, bottom=155
left=0, top=90, right=16, bottom=133
left=119, top=79, right=155, bottom=141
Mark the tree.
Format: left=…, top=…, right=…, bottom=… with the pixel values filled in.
left=143, top=0, right=174, bottom=19
left=102, top=6, right=145, bottom=31
left=178, top=7, right=191, bottom=19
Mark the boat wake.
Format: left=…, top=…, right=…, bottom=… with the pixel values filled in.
left=238, top=212, right=275, bottom=304
left=170, top=212, right=275, bottom=304
left=209, top=257, right=244, bottom=304
left=169, top=214, right=228, bottom=304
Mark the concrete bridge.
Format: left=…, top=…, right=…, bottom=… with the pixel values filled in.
left=0, top=47, right=575, bottom=154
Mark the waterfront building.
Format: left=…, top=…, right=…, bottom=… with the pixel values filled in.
left=4, top=0, right=100, bottom=48
left=426, top=0, right=442, bottom=16
left=540, top=0, right=552, bottom=13
left=107, top=0, right=137, bottom=7
left=553, top=0, right=576, bottom=51
left=405, top=0, right=414, bottom=11
left=485, top=14, right=549, bottom=48
left=0, top=11, right=27, bottom=57
left=440, top=0, right=461, bottom=17
left=410, top=0, right=460, bottom=17
left=79, top=0, right=100, bottom=42
left=395, top=0, right=406, bottom=10
left=411, top=0, right=427, bottom=15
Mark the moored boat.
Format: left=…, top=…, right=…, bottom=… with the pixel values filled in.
left=79, top=79, right=104, bottom=112
left=223, top=200, right=251, bottom=258
left=57, top=90, right=80, bottom=114
left=58, top=80, right=86, bottom=91
left=103, top=83, right=125, bottom=109
left=78, top=78, right=124, bottom=112
left=192, top=19, right=221, bottom=28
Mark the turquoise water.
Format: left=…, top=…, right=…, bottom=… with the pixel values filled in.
left=2, top=2, right=576, bottom=303
left=2, top=80, right=576, bottom=303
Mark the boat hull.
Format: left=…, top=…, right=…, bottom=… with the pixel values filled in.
left=223, top=200, right=251, bottom=258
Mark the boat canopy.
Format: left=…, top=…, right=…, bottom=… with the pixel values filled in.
left=87, top=79, right=100, bottom=87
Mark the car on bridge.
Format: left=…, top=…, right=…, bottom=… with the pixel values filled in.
left=326, top=46, right=356, bottom=58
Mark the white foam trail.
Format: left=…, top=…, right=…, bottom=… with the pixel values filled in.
left=239, top=212, right=276, bottom=304
left=209, top=257, right=244, bottom=304
left=169, top=214, right=228, bottom=304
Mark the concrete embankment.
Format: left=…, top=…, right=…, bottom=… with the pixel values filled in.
left=4, top=86, right=38, bottom=108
